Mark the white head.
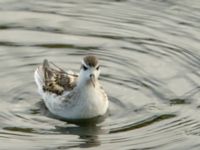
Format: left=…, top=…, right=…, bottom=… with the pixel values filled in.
left=78, top=55, right=100, bottom=87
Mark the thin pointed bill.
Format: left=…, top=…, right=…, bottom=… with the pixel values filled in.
left=90, top=74, right=95, bottom=87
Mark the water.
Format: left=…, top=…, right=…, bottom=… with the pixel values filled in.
left=1, top=0, right=200, bottom=149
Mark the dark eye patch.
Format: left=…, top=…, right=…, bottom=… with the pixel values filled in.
left=83, top=65, right=88, bottom=71
left=96, top=65, right=100, bottom=70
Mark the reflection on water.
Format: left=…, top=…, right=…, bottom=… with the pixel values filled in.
left=1, top=0, right=200, bottom=149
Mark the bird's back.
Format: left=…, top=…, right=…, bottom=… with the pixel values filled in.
left=34, top=59, right=78, bottom=96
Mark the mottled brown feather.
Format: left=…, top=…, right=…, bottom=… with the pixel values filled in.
left=83, top=55, right=99, bottom=67
left=42, top=59, right=78, bottom=95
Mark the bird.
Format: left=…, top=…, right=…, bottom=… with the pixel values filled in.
left=34, top=55, right=109, bottom=120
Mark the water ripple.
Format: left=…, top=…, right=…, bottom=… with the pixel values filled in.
left=0, top=0, right=200, bottom=149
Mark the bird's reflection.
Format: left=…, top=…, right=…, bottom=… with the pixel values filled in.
left=54, top=124, right=104, bottom=148
left=35, top=101, right=108, bottom=148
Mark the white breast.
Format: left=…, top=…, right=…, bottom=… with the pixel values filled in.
left=41, top=86, right=108, bottom=119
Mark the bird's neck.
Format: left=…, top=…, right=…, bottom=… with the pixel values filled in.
left=77, top=77, right=99, bottom=91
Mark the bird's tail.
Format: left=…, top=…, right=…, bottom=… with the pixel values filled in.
left=34, top=59, right=49, bottom=95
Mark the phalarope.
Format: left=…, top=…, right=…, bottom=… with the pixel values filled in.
left=34, top=55, right=109, bottom=120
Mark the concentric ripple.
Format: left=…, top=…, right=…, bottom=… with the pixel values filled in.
left=0, top=0, right=200, bottom=149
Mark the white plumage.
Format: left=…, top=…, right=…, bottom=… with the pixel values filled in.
left=34, top=55, right=109, bottom=120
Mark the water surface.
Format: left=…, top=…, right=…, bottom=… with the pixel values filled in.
left=1, top=0, right=200, bottom=149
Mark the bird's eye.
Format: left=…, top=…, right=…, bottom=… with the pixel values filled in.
left=83, top=65, right=88, bottom=71
left=96, top=65, right=100, bottom=70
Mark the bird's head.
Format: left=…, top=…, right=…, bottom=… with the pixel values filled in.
left=79, top=55, right=100, bottom=87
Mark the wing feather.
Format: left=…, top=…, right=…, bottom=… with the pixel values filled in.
left=42, top=59, right=78, bottom=95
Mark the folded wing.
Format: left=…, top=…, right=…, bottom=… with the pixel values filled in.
left=34, top=59, right=78, bottom=95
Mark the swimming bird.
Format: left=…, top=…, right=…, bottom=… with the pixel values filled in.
left=34, top=55, right=109, bottom=120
